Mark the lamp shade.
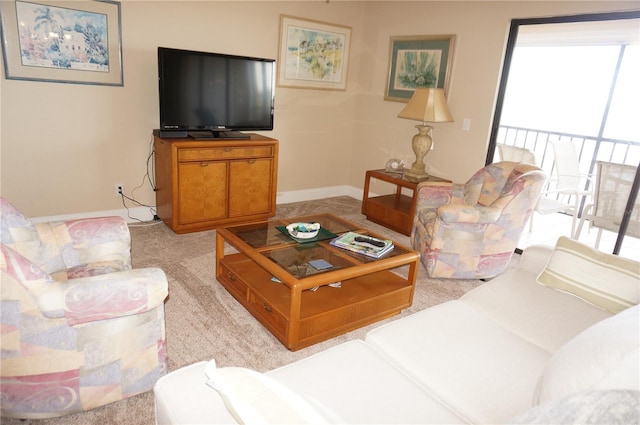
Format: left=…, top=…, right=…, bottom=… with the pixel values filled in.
left=397, top=88, right=454, bottom=124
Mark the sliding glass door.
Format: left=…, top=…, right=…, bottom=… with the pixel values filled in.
left=488, top=11, right=640, bottom=257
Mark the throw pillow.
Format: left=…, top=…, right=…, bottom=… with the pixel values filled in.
left=534, top=305, right=639, bottom=405
left=512, top=390, right=640, bottom=424
left=536, top=236, right=640, bottom=313
left=204, top=359, right=332, bottom=424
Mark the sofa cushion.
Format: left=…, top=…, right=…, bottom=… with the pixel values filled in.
left=204, top=359, right=331, bottom=424
left=534, top=305, right=640, bottom=405
left=536, top=236, right=640, bottom=313
left=461, top=264, right=611, bottom=353
left=268, top=340, right=467, bottom=424
left=365, top=301, right=550, bottom=424
left=154, top=340, right=467, bottom=425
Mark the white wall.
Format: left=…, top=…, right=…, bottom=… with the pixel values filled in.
left=1, top=1, right=637, bottom=218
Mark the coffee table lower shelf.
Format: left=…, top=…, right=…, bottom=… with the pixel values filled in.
left=217, top=253, right=414, bottom=351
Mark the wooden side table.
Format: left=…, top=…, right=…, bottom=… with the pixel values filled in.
left=362, top=169, right=449, bottom=236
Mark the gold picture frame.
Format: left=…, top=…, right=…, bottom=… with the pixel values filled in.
left=385, top=34, right=455, bottom=102
left=0, top=0, right=123, bottom=86
left=277, top=15, right=352, bottom=91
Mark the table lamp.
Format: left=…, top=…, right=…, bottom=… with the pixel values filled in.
left=397, top=88, right=453, bottom=179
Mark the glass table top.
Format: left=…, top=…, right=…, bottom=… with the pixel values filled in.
left=225, top=213, right=358, bottom=249
left=220, top=213, right=412, bottom=279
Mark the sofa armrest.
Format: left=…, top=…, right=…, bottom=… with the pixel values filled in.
left=518, top=244, right=554, bottom=275
left=416, top=182, right=462, bottom=209
left=438, top=204, right=502, bottom=224
left=37, top=268, right=168, bottom=325
left=35, top=216, right=132, bottom=271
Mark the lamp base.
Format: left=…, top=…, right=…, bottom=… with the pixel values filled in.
left=405, top=124, right=433, bottom=180
left=404, top=167, right=430, bottom=180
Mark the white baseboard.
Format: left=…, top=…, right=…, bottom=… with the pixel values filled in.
left=276, top=185, right=362, bottom=205
left=32, top=185, right=364, bottom=224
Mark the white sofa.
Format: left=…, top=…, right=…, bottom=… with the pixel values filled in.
left=154, top=237, right=640, bottom=424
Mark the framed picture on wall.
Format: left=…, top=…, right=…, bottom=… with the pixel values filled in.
left=277, top=15, right=352, bottom=91
left=385, top=34, right=455, bottom=102
left=0, top=0, right=123, bottom=86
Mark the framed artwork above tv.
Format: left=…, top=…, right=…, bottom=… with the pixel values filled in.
left=277, top=15, right=352, bottom=91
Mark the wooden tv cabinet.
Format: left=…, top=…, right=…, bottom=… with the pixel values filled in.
left=153, top=132, right=278, bottom=234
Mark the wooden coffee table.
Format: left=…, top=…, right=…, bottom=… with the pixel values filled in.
left=215, top=213, right=419, bottom=351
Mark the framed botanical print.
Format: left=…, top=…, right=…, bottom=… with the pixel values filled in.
left=385, top=34, right=455, bottom=102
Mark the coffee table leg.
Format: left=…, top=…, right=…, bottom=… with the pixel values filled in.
left=215, top=232, right=225, bottom=280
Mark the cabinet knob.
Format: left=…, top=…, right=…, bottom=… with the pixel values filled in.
left=248, top=159, right=256, bottom=164
left=200, top=162, right=209, bottom=167
left=263, top=303, right=272, bottom=313
left=227, top=272, right=236, bottom=281
left=224, top=147, right=233, bottom=152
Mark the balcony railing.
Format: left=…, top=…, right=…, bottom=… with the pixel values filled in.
left=495, top=125, right=640, bottom=178
left=495, top=125, right=640, bottom=219
left=496, top=125, right=640, bottom=257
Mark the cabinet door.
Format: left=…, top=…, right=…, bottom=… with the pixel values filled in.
left=229, top=158, right=273, bottom=217
left=178, top=161, right=227, bottom=224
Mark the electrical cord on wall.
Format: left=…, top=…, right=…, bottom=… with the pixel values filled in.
left=119, top=191, right=161, bottom=226
left=122, top=133, right=161, bottom=226
left=145, top=134, right=157, bottom=191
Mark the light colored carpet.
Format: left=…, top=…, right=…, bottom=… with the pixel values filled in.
left=4, top=196, right=509, bottom=425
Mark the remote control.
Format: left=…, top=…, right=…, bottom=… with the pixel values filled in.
left=354, top=236, right=386, bottom=248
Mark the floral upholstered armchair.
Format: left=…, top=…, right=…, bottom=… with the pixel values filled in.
left=0, top=198, right=168, bottom=419
left=411, top=162, right=546, bottom=279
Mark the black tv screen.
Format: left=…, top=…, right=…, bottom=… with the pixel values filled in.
left=158, top=47, right=275, bottom=136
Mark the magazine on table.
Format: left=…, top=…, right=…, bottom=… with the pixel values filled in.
left=330, top=232, right=394, bottom=258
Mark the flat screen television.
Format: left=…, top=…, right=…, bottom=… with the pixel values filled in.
left=157, top=47, right=275, bottom=139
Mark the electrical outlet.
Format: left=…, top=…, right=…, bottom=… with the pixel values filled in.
left=115, top=184, right=124, bottom=197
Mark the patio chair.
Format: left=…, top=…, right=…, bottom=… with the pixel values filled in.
left=496, top=143, right=537, bottom=165
left=496, top=143, right=577, bottom=234
left=0, top=198, right=169, bottom=419
left=536, top=140, right=594, bottom=236
left=574, top=161, right=640, bottom=248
